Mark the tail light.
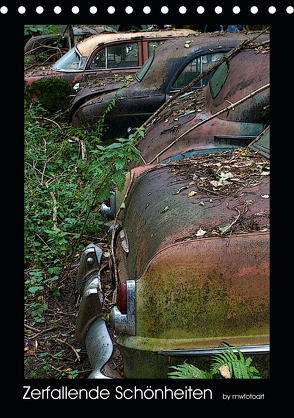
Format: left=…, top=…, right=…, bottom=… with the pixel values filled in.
left=117, top=282, right=127, bottom=314
left=109, top=280, right=136, bottom=335
left=100, top=191, right=116, bottom=219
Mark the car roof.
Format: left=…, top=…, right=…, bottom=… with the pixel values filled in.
left=76, top=29, right=196, bottom=57
left=139, top=32, right=269, bottom=91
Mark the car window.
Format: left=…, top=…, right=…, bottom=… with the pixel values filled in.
left=90, top=42, right=139, bottom=70
left=52, top=47, right=81, bottom=71
left=173, top=52, right=226, bottom=89
left=135, top=54, right=154, bottom=82
left=209, top=61, right=229, bottom=99
left=148, top=41, right=165, bottom=57
left=108, top=42, right=139, bottom=68
left=90, top=49, right=106, bottom=69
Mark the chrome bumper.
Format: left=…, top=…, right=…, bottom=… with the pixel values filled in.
left=86, top=317, right=113, bottom=379
left=75, top=243, right=114, bottom=379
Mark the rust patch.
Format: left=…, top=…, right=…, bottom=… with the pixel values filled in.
left=119, top=148, right=269, bottom=281
left=136, top=232, right=269, bottom=342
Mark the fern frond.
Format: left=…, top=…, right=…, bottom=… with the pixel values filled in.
left=210, top=344, right=261, bottom=379
left=168, top=363, right=213, bottom=379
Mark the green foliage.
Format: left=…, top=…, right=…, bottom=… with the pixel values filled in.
left=210, top=344, right=261, bottom=379
left=24, top=96, right=142, bottom=286
left=168, top=362, right=213, bottom=379
left=25, top=78, right=71, bottom=111
left=168, top=344, right=261, bottom=379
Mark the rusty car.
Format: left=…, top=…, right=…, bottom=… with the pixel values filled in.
left=135, top=40, right=269, bottom=165
left=25, top=29, right=195, bottom=95
left=75, top=39, right=270, bottom=378
left=69, top=32, right=268, bottom=142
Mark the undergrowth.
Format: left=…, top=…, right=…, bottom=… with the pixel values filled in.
left=24, top=92, right=143, bottom=323
left=168, top=344, right=261, bottom=379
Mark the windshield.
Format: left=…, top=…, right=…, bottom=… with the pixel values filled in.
left=135, top=54, right=154, bottom=82
left=51, top=48, right=82, bottom=71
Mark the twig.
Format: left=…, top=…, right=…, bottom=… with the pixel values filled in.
left=133, top=27, right=270, bottom=154
left=24, top=323, right=40, bottom=332
left=28, top=105, right=62, bottom=130
left=221, top=207, right=241, bottom=235
left=54, top=338, right=81, bottom=362
left=148, top=83, right=269, bottom=164
left=29, top=327, right=55, bottom=339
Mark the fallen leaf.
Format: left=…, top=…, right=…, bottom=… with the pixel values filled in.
left=210, top=180, right=222, bottom=188
left=184, top=43, right=190, bottom=48
left=120, top=230, right=129, bottom=253
left=218, top=172, right=233, bottom=182
left=161, top=206, right=169, bottom=213
left=195, top=228, right=207, bottom=237
left=188, top=191, right=197, bottom=197
left=218, top=365, right=231, bottom=379
left=199, top=201, right=205, bottom=206
left=261, top=194, right=269, bottom=198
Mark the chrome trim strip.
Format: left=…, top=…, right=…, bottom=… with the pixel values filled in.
left=158, top=344, right=270, bottom=356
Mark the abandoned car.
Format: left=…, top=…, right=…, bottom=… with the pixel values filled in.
left=75, top=39, right=270, bottom=378
left=134, top=39, right=269, bottom=165
left=70, top=32, right=268, bottom=142
left=25, top=29, right=195, bottom=94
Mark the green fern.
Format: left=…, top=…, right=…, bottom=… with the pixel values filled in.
left=168, top=362, right=213, bottom=379
left=168, top=344, right=261, bottom=379
left=210, top=344, right=261, bottom=379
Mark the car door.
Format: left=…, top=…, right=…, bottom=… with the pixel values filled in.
left=166, top=51, right=228, bottom=99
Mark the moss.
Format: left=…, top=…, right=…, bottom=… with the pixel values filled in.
left=25, top=77, right=71, bottom=111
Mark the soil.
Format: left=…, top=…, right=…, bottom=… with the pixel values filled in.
left=24, top=233, right=124, bottom=379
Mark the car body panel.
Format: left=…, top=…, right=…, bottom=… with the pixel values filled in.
left=70, top=32, right=268, bottom=138
left=136, top=47, right=269, bottom=164
left=116, top=164, right=269, bottom=282
left=25, top=30, right=195, bottom=93
left=113, top=156, right=269, bottom=378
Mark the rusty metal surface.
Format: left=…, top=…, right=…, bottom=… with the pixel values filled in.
left=136, top=47, right=269, bottom=164
left=117, top=162, right=269, bottom=282
left=25, top=31, right=194, bottom=95
left=70, top=33, right=267, bottom=137
left=76, top=29, right=196, bottom=57
left=135, top=232, right=269, bottom=340
left=113, top=151, right=269, bottom=356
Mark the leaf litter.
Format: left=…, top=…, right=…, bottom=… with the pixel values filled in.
left=163, top=147, right=270, bottom=239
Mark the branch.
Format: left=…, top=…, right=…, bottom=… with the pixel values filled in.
left=148, top=83, right=270, bottom=164
left=28, top=105, right=62, bottom=130
left=133, top=27, right=270, bottom=154
left=54, top=338, right=81, bottom=362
